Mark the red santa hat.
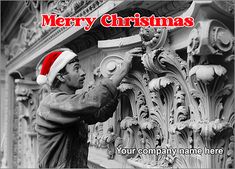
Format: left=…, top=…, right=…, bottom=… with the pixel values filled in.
left=36, top=49, right=77, bottom=85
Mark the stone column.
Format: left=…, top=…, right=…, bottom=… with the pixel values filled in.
left=14, top=79, right=40, bottom=168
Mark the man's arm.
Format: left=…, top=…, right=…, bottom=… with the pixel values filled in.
left=42, top=78, right=117, bottom=122
left=83, top=98, right=119, bottom=125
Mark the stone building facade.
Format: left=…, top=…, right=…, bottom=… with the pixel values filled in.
left=0, top=0, right=234, bottom=168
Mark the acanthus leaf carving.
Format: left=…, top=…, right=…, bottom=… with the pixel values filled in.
left=116, top=69, right=172, bottom=167
left=118, top=83, right=134, bottom=93
left=189, top=65, right=227, bottom=84
left=137, top=18, right=234, bottom=168
left=189, top=64, right=233, bottom=121
left=169, top=119, right=232, bottom=139
left=88, top=2, right=234, bottom=168
left=15, top=80, right=40, bottom=135
left=225, top=135, right=234, bottom=168
left=149, top=77, right=172, bottom=91
left=14, top=80, right=40, bottom=168
left=142, top=48, right=188, bottom=82
left=120, top=116, right=138, bottom=130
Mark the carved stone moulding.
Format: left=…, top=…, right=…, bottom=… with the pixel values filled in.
left=187, top=20, right=233, bottom=58
left=98, top=34, right=141, bottom=49
left=167, top=0, right=234, bottom=51
left=5, top=0, right=107, bottom=63
left=15, top=80, right=40, bottom=135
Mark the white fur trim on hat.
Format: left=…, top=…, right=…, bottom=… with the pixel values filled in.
left=48, top=51, right=77, bottom=85
left=36, top=74, right=48, bottom=85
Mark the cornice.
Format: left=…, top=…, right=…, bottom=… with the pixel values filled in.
left=6, top=0, right=125, bottom=74
left=98, top=34, right=141, bottom=49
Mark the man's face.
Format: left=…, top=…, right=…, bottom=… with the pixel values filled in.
left=63, top=61, right=86, bottom=91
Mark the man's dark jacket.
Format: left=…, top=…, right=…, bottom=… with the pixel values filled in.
left=36, top=78, right=118, bottom=168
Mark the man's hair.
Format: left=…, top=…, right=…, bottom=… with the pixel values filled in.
left=51, top=55, right=79, bottom=89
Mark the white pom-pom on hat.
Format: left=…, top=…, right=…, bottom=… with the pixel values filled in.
left=36, top=74, right=48, bottom=85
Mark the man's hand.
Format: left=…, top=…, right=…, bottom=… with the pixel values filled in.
left=123, top=47, right=143, bottom=72
left=110, top=47, right=143, bottom=87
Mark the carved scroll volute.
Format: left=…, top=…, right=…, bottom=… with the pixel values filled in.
left=187, top=20, right=234, bottom=67
left=15, top=79, right=40, bottom=135
left=99, top=55, right=123, bottom=78
left=140, top=26, right=169, bottom=74
left=139, top=26, right=168, bottom=52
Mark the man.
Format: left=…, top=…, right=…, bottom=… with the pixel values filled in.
left=36, top=47, right=142, bottom=168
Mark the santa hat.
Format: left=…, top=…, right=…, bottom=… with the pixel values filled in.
left=37, top=50, right=77, bottom=85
